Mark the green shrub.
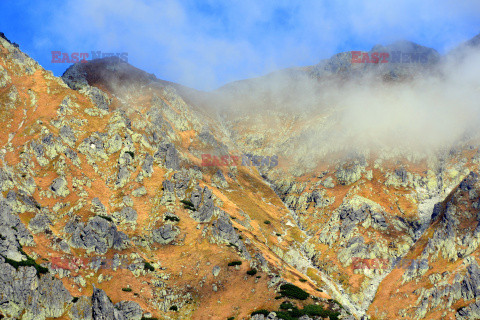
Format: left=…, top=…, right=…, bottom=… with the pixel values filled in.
left=164, top=215, right=180, bottom=222
left=299, top=278, right=307, bottom=282
left=228, top=261, right=242, bottom=266
left=263, top=220, right=271, bottom=225
left=169, top=305, right=178, bottom=311
left=303, top=304, right=324, bottom=316
left=227, top=317, right=235, bottom=320
left=279, top=301, right=295, bottom=310
left=248, top=303, right=340, bottom=320
left=228, top=243, right=239, bottom=250
left=279, top=283, right=309, bottom=300
left=275, top=312, right=296, bottom=320
left=288, top=307, right=304, bottom=317
left=72, top=297, right=79, bottom=303
left=122, top=288, right=132, bottom=292
left=181, top=199, right=197, bottom=211
left=251, top=309, right=269, bottom=316
left=98, top=215, right=113, bottom=222
left=144, top=262, right=155, bottom=271
left=303, top=304, right=340, bottom=320
left=2, top=248, right=48, bottom=277
left=246, top=269, right=257, bottom=276
left=125, top=151, right=135, bottom=159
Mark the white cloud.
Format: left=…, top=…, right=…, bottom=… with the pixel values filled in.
left=35, top=0, right=480, bottom=90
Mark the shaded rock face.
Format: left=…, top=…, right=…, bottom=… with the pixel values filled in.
left=69, top=296, right=93, bottom=320
left=198, top=129, right=228, bottom=152
left=339, top=205, right=369, bottom=237
left=28, top=213, right=52, bottom=234
left=0, top=257, right=72, bottom=319
left=92, top=285, right=116, bottom=320
left=81, top=86, right=111, bottom=111
left=189, top=186, right=215, bottom=222
left=212, top=169, right=228, bottom=188
left=0, top=169, right=15, bottom=192
left=0, top=197, right=34, bottom=261
left=114, top=207, right=138, bottom=223
left=335, top=159, right=367, bottom=186
left=154, top=143, right=180, bottom=170
left=211, top=212, right=251, bottom=260
left=64, top=216, right=129, bottom=254
left=68, top=288, right=142, bottom=320
left=90, top=285, right=142, bottom=320
left=115, top=301, right=143, bottom=320
left=91, top=197, right=107, bottom=215
left=152, top=224, right=180, bottom=244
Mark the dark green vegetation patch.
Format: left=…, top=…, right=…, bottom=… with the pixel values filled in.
left=1, top=247, right=48, bottom=277
left=279, top=283, right=309, bottom=300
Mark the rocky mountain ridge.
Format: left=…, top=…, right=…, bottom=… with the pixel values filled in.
left=0, top=31, right=479, bottom=320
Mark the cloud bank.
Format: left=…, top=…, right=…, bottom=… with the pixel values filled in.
left=18, top=0, right=480, bottom=90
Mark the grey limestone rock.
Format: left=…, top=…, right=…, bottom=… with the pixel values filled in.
left=114, top=301, right=143, bottom=320
left=28, top=213, right=52, bottom=234
left=0, top=257, right=72, bottom=319
left=91, top=197, right=107, bottom=215
left=65, top=216, right=129, bottom=254
left=189, top=186, right=215, bottom=222
left=212, top=265, right=221, bottom=277
left=92, top=285, right=123, bottom=320
left=152, top=224, right=180, bottom=245
left=81, top=86, right=111, bottom=111
left=69, top=296, right=93, bottom=320
left=335, top=160, right=366, bottom=185
left=155, top=143, right=180, bottom=170
left=114, top=207, right=138, bottom=223
left=0, top=199, right=34, bottom=260
left=132, top=186, right=147, bottom=197
left=50, top=176, right=70, bottom=197
left=211, top=212, right=251, bottom=259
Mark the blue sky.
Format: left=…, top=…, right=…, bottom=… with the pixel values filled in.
left=1, top=0, right=479, bottom=90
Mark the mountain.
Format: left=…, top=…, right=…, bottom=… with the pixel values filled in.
left=0, top=31, right=480, bottom=320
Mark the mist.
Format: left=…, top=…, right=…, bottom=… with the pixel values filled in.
left=10, top=0, right=480, bottom=158
left=205, top=45, right=480, bottom=162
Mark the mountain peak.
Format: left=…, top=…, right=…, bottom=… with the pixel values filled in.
left=465, top=32, right=480, bottom=47
left=0, top=31, right=19, bottom=48
left=370, top=40, right=438, bottom=54
left=61, top=56, right=158, bottom=92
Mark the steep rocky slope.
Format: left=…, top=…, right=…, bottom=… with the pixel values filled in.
left=0, top=33, right=346, bottom=320
left=1, top=30, right=480, bottom=320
